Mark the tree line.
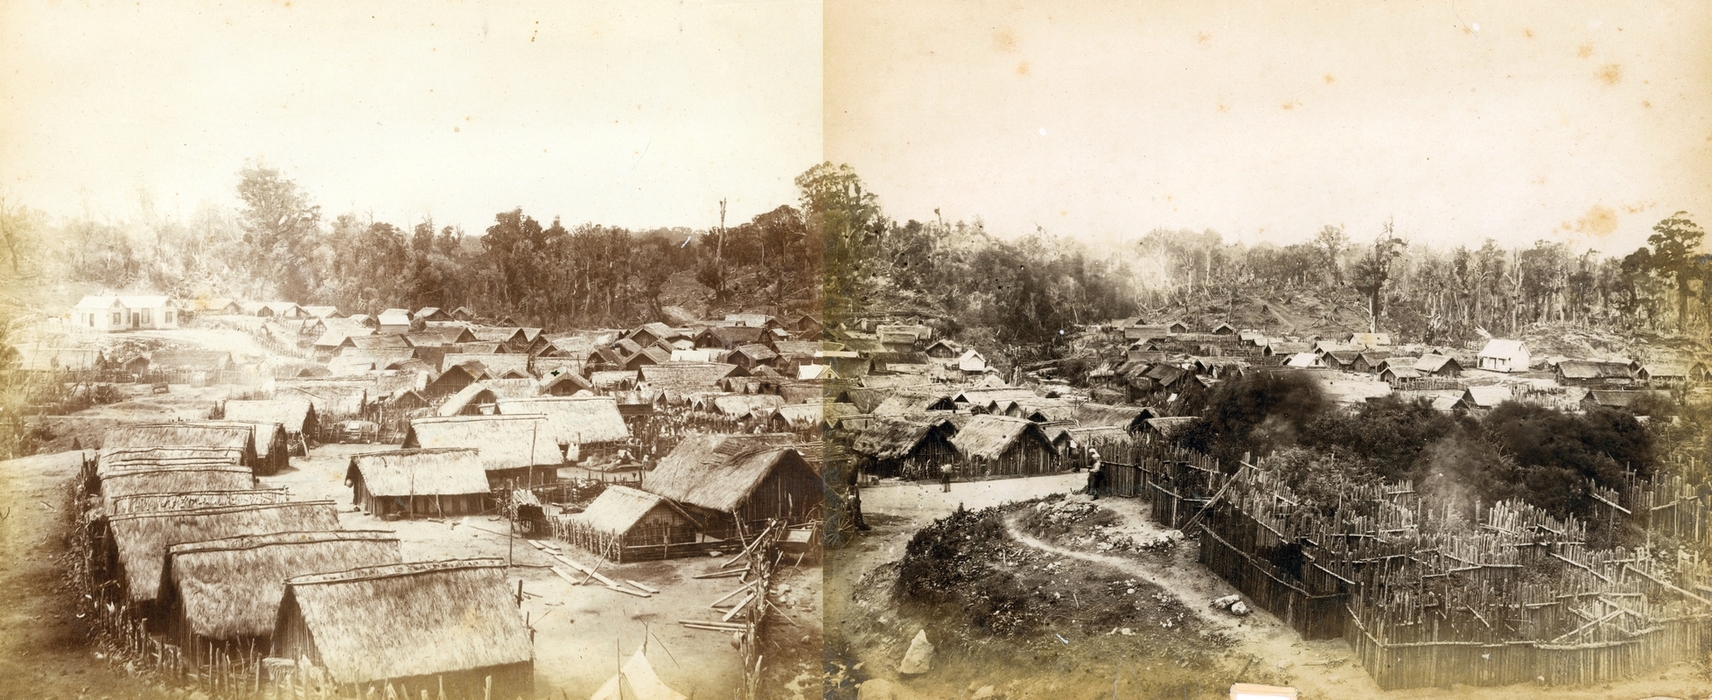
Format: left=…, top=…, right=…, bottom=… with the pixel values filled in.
left=0, top=162, right=1702, bottom=351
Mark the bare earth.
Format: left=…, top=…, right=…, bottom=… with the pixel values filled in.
left=837, top=475, right=1712, bottom=700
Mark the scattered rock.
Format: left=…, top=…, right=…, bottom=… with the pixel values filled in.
left=972, top=685, right=996, bottom=699
left=1119, top=627, right=1135, bottom=636
left=899, top=629, right=935, bottom=675
left=857, top=678, right=900, bottom=700
left=1230, top=601, right=1251, bottom=616
left=1210, top=594, right=1242, bottom=610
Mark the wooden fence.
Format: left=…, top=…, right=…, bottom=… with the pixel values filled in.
left=1080, top=436, right=1712, bottom=690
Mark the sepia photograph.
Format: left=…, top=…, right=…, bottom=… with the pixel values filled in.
left=2, top=1, right=1710, bottom=699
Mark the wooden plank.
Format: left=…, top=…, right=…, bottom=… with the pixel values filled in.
left=626, top=579, right=661, bottom=595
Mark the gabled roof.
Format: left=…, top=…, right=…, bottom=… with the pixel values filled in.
left=402, top=414, right=561, bottom=469
left=346, top=448, right=491, bottom=497
left=949, top=415, right=1053, bottom=460
left=1461, top=385, right=1510, bottom=408
left=639, top=362, right=738, bottom=390
left=574, top=485, right=697, bottom=535
left=495, top=396, right=630, bottom=445
left=1479, top=339, right=1527, bottom=359
left=221, top=399, right=315, bottom=434
left=852, top=415, right=958, bottom=460
left=375, top=309, right=413, bottom=326
left=277, top=558, right=533, bottom=685
left=443, top=352, right=531, bottom=378
left=162, top=530, right=401, bottom=640
left=1584, top=390, right=1668, bottom=409
left=1414, top=354, right=1460, bottom=373
left=727, top=343, right=779, bottom=362
left=1557, top=360, right=1632, bottom=380
left=107, top=501, right=341, bottom=603
left=643, top=434, right=813, bottom=512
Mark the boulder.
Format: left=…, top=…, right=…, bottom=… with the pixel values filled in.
left=1211, top=594, right=1242, bottom=610
left=857, top=679, right=900, bottom=700
left=899, top=629, right=935, bottom=675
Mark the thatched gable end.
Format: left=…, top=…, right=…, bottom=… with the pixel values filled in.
left=643, top=434, right=820, bottom=517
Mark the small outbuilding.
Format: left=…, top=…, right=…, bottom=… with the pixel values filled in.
left=345, top=448, right=493, bottom=518
left=562, top=485, right=701, bottom=562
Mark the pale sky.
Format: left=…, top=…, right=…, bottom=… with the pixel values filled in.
left=827, top=1, right=1712, bottom=254
left=0, top=0, right=821, bottom=233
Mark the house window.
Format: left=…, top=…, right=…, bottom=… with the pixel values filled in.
left=112, top=312, right=122, bottom=324
left=141, top=310, right=151, bottom=324
left=165, top=311, right=174, bottom=324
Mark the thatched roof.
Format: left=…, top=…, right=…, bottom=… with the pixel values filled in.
left=100, top=423, right=258, bottom=471
left=1142, top=416, right=1196, bottom=439
left=471, top=326, right=527, bottom=344
left=1072, top=403, right=1148, bottom=430
left=644, top=434, right=812, bottom=513
left=851, top=415, right=958, bottom=460
left=444, top=352, right=531, bottom=378
left=771, top=403, right=857, bottom=429
left=273, top=379, right=371, bottom=415
left=590, top=370, right=640, bottom=390
left=539, top=368, right=595, bottom=394
left=711, top=393, right=786, bottom=419
left=312, top=328, right=372, bottom=349
left=109, top=488, right=287, bottom=515
left=949, top=415, right=1054, bottom=460
left=223, top=399, right=315, bottom=434
left=162, top=530, right=402, bottom=641
left=573, top=485, right=697, bottom=535
left=277, top=558, right=533, bottom=684
left=346, top=448, right=491, bottom=497
left=871, top=392, right=954, bottom=415
left=639, top=362, right=738, bottom=391
left=403, top=414, right=561, bottom=469
left=100, top=467, right=259, bottom=504
left=494, top=396, right=630, bottom=446
left=108, top=501, right=341, bottom=604
left=99, top=446, right=246, bottom=471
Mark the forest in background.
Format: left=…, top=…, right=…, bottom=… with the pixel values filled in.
left=0, top=164, right=1705, bottom=358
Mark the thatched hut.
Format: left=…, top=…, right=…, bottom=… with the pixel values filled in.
left=100, top=422, right=260, bottom=473
left=159, top=530, right=402, bottom=666
left=345, top=448, right=492, bottom=518
left=424, top=361, right=489, bottom=399
left=643, top=434, right=821, bottom=537
left=402, top=414, right=561, bottom=489
left=101, top=501, right=341, bottom=616
left=949, top=415, right=1060, bottom=478
left=222, top=395, right=320, bottom=448
left=443, top=352, right=531, bottom=379
left=851, top=415, right=961, bottom=479
left=639, top=362, right=738, bottom=393
left=562, top=485, right=701, bottom=562
left=493, top=396, right=630, bottom=463
left=711, top=393, right=786, bottom=420
left=274, top=379, right=371, bottom=419
left=270, top=558, right=534, bottom=700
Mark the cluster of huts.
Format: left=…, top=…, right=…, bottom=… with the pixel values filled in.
left=1067, top=317, right=1708, bottom=416
left=85, top=421, right=534, bottom=699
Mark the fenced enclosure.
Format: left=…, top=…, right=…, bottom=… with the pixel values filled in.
left=1079, top=434, right=1712, bottom=690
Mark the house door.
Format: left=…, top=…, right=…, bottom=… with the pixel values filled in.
left=130, top=313, right=139, bottom=328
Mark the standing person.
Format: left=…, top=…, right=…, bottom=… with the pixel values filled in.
left=940, top=462, right=954, bottom=493
left=1087, top=449, right=1103, bottom=500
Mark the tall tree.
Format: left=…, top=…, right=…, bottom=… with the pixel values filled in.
left=1350, top=221, right=1408, bottom=332
left=236, top=165, right=321, bottom=300
left=1646, top=211, right=1705, bottom=333
left=795, top=162, right=882, bottom=321
left=1312, top=224, right=1348, bottom=286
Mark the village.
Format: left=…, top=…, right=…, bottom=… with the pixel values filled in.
left=8, top=284, right=1712, bottom=699
left=3, top=297, right=838, bottom=700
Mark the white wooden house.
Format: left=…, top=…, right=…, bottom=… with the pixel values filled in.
left=72, top=296, right=181, bottom=332
left=1477, top=339, right=1530, bottom=373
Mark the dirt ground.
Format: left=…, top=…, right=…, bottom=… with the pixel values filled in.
left=2, top=378, right=822, bottom=699
left=834, top=475, right=1712, bottom=700
left=274, top=443, right=817, bottom=699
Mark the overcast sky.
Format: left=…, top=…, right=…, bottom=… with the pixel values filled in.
left=827, top=1, right=1712, bottom=254
left=0, top=0, right=820, bottom=233
left=4, top=2, right=1706, bottom=255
